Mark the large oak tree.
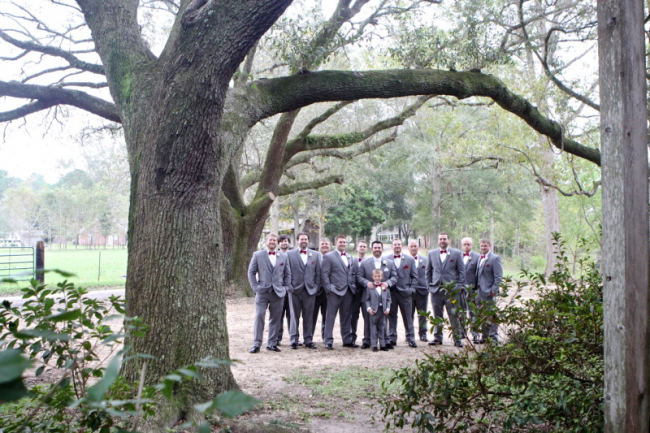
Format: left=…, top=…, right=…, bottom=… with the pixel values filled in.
left=0, top=0, right=601, bottom=426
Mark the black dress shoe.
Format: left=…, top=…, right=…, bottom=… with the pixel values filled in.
left=454, top=340, right=463, bottom=348
left=298, top=342, right=303, bottom=346
left=385, top=344, right=395, bottom=350
left=380, top=346, right=390, bottom=352
left=249, top=346, right=260, bottom=353
left=361, top=343, right=370, bottom=349
left=473, top=337, right=480, bottom=345
left=266, top=346, right=281, bottom=352
left=428, top=340, right=442, bottom=346
left=372, top=347, right=379, bottom=352
left=325, top=344, right=334, bottom=350
left=290, top=343, right=298, bottom=349
left=390, top=341, right=397, bottom=346
left=305, top=342, right=317, bottom=349
left=408, top=340, right=418, bottom=348
left=420, top=336, right=428, bottom=342
left=478, top=339, right=487, bottom=344
left=343, top=343, right=359, bottom=348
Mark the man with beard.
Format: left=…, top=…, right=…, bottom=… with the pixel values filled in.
left=321, top=235, right=357, bottom=350
left=287, top=232, right=320, bottom=349
left=408, top=240, right=429, bottom=342
left=312, top=238, right=331, bottom=342
left=357, top=240, right=397, bottom=348
left=387, top=239, right=418, bottom=348
left=426, top=232, right=465, bottom=347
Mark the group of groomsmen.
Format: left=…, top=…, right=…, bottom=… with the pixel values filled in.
left=247, top=231, right=503, bottom=353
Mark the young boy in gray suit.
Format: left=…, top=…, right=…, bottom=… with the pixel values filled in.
left=365, top=269, right=392, bottom=352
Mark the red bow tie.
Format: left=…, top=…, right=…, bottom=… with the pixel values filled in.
left=481, top=255, right=486, bottom=259
left=340, top=252, right=346, bottom=256
left=440, top=250, right=447, bottom=254
left=463, top=253, right=470, bottom=257
left=375, top=284, right=383, bottom=288
left=359, top=258, right=363, bottom=262
left=300, top=250, right=307, bottom=254
left=394, top=255, right=401, bottom=258
left=269, top=251, right=276, bottom=255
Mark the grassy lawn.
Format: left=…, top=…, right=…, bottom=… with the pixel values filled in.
left=0, top=247, right=127, bottom=295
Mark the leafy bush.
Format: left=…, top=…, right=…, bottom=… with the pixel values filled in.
left=0, top=275, right=257, bottom=432
left=380, top=234, right=603, bottom=432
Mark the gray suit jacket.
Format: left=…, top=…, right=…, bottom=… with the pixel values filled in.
left=476, top=252, right=503, bottom=297
left=321, top=251, right=356, bottom=296
left=463, top=251, right=481, bottom=289
left=390, top=254, right=417, bottom=295
left=363, top=286, right=392, bottom=314
left=425, top=248, right=465, bottom=294
left=287, top=248, right=320, bottom=295
left=412, top=254, right=429, bottom=296
left=357, top=257, right=397, bottom=289
left=352, top=256, right=368, bottom=292
left=248, top=249, right=291, bottom=297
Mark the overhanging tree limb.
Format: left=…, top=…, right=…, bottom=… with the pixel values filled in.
left=0, top=80, right=121, bottom=122
left=278, top=174, right=344, bottom=196
left=252, top=69, right=601, bottom=166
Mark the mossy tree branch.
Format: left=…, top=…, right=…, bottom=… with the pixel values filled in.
left=278, top=174, right=344, bottom=196
left=252, top=69, right=601, bottom=166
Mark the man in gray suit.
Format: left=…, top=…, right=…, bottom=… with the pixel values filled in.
left=312, top=238, right=330, bottom=341
left=350, top=240, right=368, bottom=347
left=408, top=240, right=429, bottom=342
left=425, top=232, right=465, bottom=347
left=277, top=234, right=292, bottom=345
left=248, top=233, right=291, bottom=353
left=475, top=239, right=503, bottom=343
left=287, top=232, right=320, bottom=349
left=387, top=239, right=418, bottom=348
left=461, top=237, right=481, bottom=342
left=321, top=235, right=357, bottom=350
left=357, top=240, right=397, bottom=348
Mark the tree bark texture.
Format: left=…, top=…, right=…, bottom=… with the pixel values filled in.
left=598, top=0, right=650, bottom=431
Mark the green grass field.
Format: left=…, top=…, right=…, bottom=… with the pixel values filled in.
left=0, top=247, right=127, bottom=295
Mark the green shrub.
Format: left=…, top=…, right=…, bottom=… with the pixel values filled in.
left=380, top=234, right=603, bottom=432
left=0, top=275, right=257, bottom=432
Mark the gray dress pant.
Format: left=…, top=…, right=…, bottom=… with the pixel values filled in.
left=476, top=292, right=499, bottom=341
left=324, top=288, right=353, bottom=345
left=411, top=290, right=429, bottom=338
left=253, top=290, right=284, bottom=348
left=277, top=294, right=291, bottom=343
left=312, top=290, right=328, bottom=341
left=430, top=290, right=462, bottom=343
left=388, top=288, right=415, bottom=344
left=350, top=287, right=365, bottom=344
left=288, top=290, right=316, bottom=344
left=370, top=308, right=387, bottom=349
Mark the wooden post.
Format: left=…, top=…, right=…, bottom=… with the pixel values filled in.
left=35, top=241, right=44, bottom=283
left=598, top=0, right=649, bottom=431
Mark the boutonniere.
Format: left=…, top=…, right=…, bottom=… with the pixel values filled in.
left=404, top=265, right=409, bottom=269
left=309, top=253, right=312, bottom=257
left=450, top=259, right=454, bottom=262
left=311, top=261, right=315, bottom=265
left=382, top=260, right=387, bottom=265
left=487, top=264, right=490, bottom=267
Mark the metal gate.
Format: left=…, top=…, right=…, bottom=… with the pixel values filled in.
left=0, top=247, right=35, bottom=281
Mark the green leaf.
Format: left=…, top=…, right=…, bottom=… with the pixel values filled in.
left=13, top=329, right=71, bottom=341
left=86, top=355, right=120, bottom=402
left=178, top=367, right=203, bottom=381
left=0, top=377, right=29, bottom=402
left=198, top=422, right=212, bottom=433
left=213, top=390, right=258, bottom=418
left=46, top=309, right=82, bottom=322
left=0, top=349, right=33, bottom=384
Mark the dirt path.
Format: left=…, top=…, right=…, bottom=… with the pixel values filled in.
left=226, top=297, right=466, bottom=432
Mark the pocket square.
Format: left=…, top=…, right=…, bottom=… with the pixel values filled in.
left=487, top=264, right=490, bottom=267
left=422, top=266, right=425, bottom=268
left=450, top=259, right=454, bottom=262
left=280, top=263, right=284, bottom=266
left=404, top=265, right=409, bottom=269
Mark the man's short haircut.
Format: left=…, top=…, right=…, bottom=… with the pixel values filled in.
left=438, top=232, right=450, bottom=239
left=372, top=269, right=383, bottom=276
left=278, top=234, right=290, bottom=243
left=392, top=238, right=402, bottom=244
left=371, top=240, right=383, bottom=248
left=320, top=237, right=331, bottom=244
left=297, top=232, right=309, bottom=240
left=358, top=239, right=367, bottom=246
left=461, top=237, right=473, bottom=244
left=480, top=238, right=492, bottom=246
left=335, top=234, right=346, bottom=242
left=408, top=239, right=418, bottom=246
left=266, top=233, right=278, bottom=240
